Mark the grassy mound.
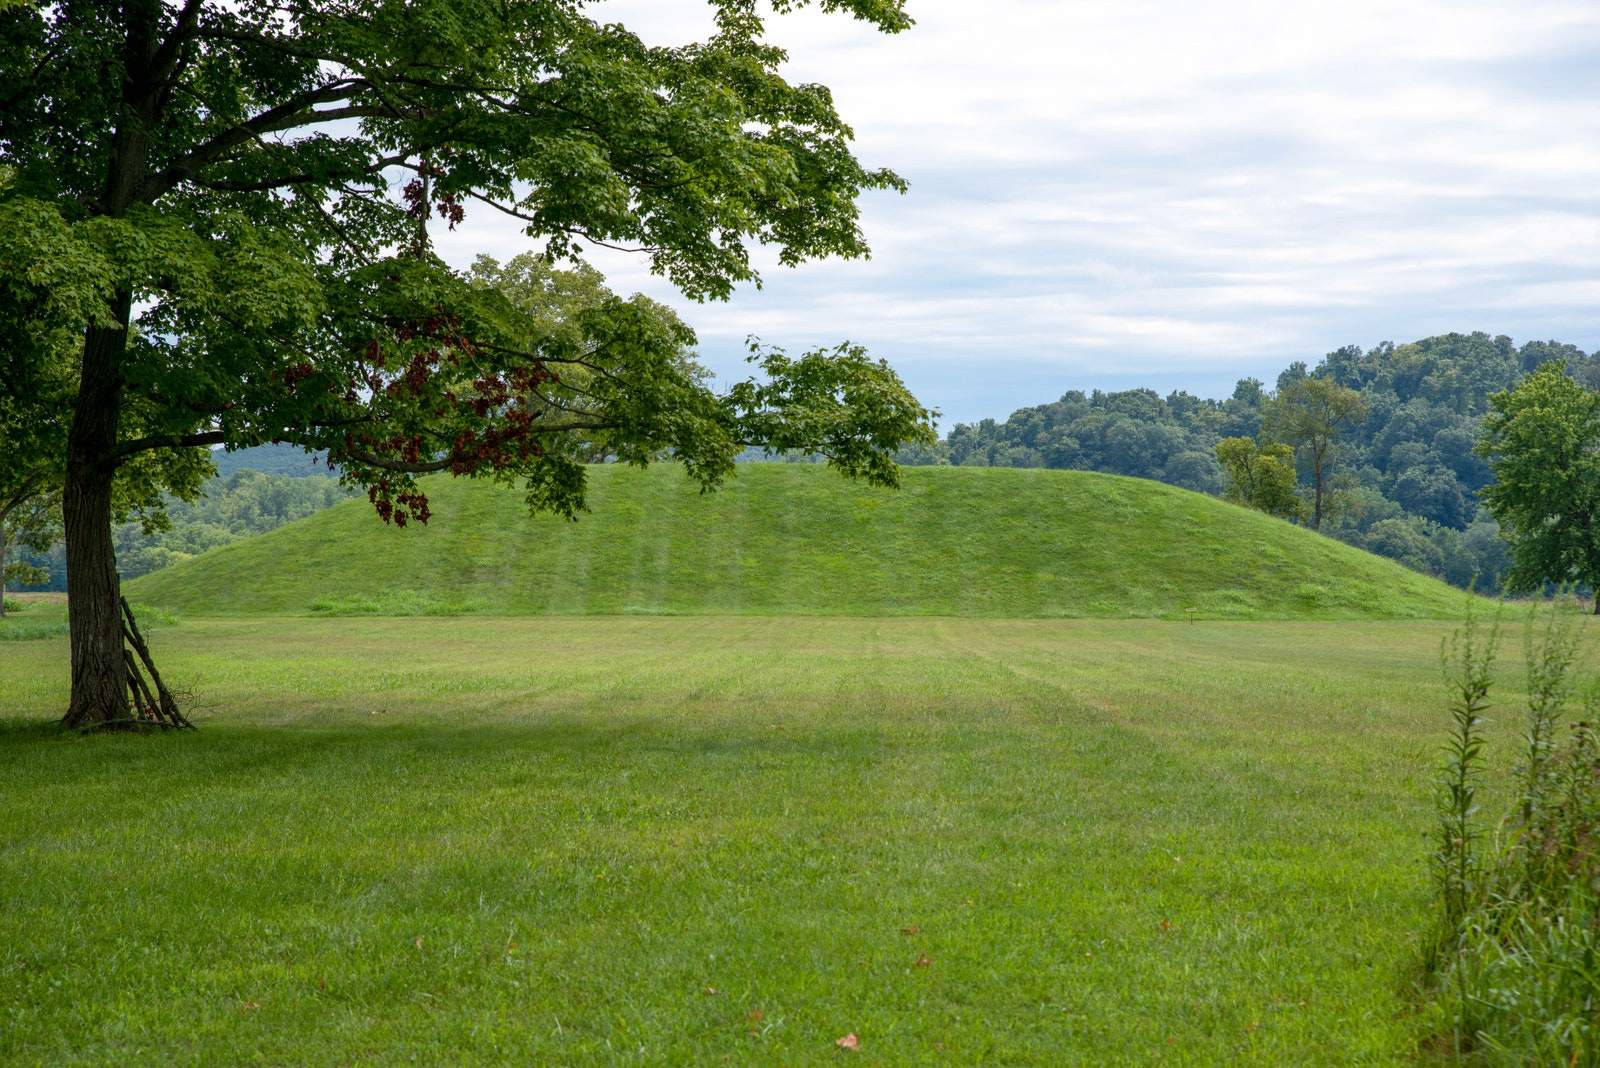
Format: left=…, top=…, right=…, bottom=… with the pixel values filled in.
left=126, top=463, right=1467, bottom=618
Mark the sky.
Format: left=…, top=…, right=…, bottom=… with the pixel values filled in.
left=437, top=0, right=1600, bottom=430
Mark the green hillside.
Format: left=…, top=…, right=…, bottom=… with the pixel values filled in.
left=126, top=463, right=1469, bottom=619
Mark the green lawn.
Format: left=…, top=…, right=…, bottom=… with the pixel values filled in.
left=0, top=609, right=1515, bottom=1064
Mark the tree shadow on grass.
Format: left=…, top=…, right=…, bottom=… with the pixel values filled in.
left=0, top=711, right=899, bottom=783
left=0, top=718, right=68, bottom=745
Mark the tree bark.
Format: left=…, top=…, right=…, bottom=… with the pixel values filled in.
left=0, top=525, right=8, bottom=619
left=60, top=313, right=133, bottom=730
left=60, top=6, right=162, bottom=729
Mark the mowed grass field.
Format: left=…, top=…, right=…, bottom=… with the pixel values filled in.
left=0, top=606, right=1521, bottom=1065
left=126, top=464, right=1465, bottom=620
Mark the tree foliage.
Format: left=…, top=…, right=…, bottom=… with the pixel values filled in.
left=1263, top=375, right=1365, bottom=528
left=1478, top=363, right=1600, bottom=607
left=0, top=251, right=69, bottom=612
left=917, top=332, right=1598, bottom=591
left=1, top=0, right=933, bottom=727
left=0, top=485, right=60, bottom=611
left=2, top=0, right=930, bottom=516
left=1215, top=437, right=1304, bottom=521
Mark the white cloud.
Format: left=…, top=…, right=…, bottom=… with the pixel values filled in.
left=435, top=0, right=1600, bottom=424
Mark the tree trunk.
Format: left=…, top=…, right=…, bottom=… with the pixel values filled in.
left=59, top=5, right=161, bottom=730
left=60, top=316, right=132, bottom=730
left=1311, top=450, right=1324, bottom=530
left=0, top=526, right=8, bottom=619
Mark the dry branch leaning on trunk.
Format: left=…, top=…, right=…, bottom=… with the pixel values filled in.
left=115, top=597, right=192, bottom=731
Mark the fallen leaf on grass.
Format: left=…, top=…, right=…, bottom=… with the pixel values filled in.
left=747, top=1009, right=765, bottom=1022
left=705, top=986, right=718, bottom=996
left=900, top=926, right=921, bottom=936
left=836, top=1033, right=860, bottom=1051
left=914, top=954, right=932, bottom=968
left=414, top=937, right=424, bottom=950
left=239, top=1001, right=259, bottom=1013
left=1159, top=919, right=1172, bottom=932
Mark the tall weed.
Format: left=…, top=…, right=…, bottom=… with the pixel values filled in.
left=1426, top=597, right=1600, bottom=1064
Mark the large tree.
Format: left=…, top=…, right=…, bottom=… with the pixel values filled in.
left=1264, top=376, right=1366, bottom=529
left=0, top=0, right=934, bottom=730
left=1478, top=363, right=1600, bottom=611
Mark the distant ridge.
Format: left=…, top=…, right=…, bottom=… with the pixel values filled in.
left=128, top=464, right=1468, bottom=619
left=210, top=443, right=330, bottom=478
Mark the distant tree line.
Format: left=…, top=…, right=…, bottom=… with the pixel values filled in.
left=15, top=462, right=350, bottom=592
left=905, top=333, right=1600, bottom=591
left=17, top=333, right=1594, bottom=598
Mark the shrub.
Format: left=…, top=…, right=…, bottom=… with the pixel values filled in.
left=1425, top=597, right=1600, bottom=1062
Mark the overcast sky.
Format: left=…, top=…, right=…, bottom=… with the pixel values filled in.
left=435, top=0, right=1600, bottom=429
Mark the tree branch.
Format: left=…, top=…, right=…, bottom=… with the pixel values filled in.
left=143, top=80, right=375, bottom=199
left=342, top=418, right=623, bottom=474
left=186, top=150, right=407, bottom=194
left=341, top=450, right=456, bottom=474
left=456, top=189, right=661, bottom=254
left=149, top=0, right=206, bottom=88
left=110, top=429, right=228, bottom=461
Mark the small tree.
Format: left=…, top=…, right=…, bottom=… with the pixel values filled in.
left=1215, top=436, right=1304, bottom=521
left=1478, top=362, right=1600, bottom=611
left=1264, top=376, right=1366, bottom=529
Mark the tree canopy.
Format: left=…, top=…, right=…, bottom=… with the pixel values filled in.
left=0, top=0, right=934, bottom=729
left=1478, top=363, right=1600, bottom=608
left=1263, top=376, right=1365, bottom=529
left=1215, top=437, right=1303, bottom=522
left=921, top=332, right=1596, bottom=591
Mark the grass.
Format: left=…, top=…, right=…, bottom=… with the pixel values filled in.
left=0, top=598, right=175, bottom=642
left=0, top=594, right=69, bottom=642
left=0, top=612, right=1529, bottom=1064
left=125, top=464, right=1467, bottom=619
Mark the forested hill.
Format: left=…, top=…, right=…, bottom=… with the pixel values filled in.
left=211, top=443, right=332, bottom=478
left=904, top=333, right=1598, bottom=590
